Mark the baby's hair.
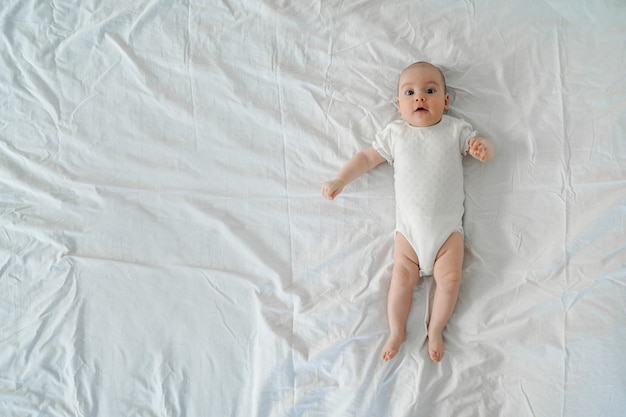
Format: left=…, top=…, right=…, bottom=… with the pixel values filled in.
left=398, top=61, right=447, bottom=94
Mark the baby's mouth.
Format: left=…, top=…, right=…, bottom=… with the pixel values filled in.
left=415, top=107, right=427, bottom=112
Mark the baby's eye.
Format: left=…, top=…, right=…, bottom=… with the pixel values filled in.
left=426, top=88, right=435, bottom=94
left=405, top=90, right=414, bottom=96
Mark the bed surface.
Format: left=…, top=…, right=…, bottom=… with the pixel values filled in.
left=2, top=1, right=625, bottom=416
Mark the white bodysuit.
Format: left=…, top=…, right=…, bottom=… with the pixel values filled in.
left=372, top=115, right=476, bottom=276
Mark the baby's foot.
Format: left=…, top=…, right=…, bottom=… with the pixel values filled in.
left=381, top=330, right=406, bottom=362
left=428, top=328, right=444, bottom=363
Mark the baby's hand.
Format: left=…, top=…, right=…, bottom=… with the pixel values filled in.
left=468, top=137, right=494, bottom=162
left=321, top=179, right=345, bottom=200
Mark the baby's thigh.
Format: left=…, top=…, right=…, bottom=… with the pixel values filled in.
left=433, top=232, right=464, bottom=278
left=393, top=232, right=420, bottom=279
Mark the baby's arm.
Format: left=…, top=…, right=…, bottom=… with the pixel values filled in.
left=321, top=146, right=386, bottom=200
left=468, top=136, right=495, bottom=162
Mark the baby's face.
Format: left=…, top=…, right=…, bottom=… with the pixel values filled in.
left=397, top=64, right=449, bottom=127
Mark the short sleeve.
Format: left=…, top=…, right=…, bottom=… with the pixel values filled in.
left=457, top=119, right=477, bottom=155
left=372, top=123, right=395, bottom=165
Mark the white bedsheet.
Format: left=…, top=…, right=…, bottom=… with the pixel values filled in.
left=2, top=1, right=625, bottom=416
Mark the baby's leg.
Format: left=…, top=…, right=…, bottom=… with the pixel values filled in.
left=381, top=232, right=420, bottom=362
left=428, top=232, right=464, bottom=363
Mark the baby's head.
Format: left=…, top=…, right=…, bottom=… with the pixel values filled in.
left=396, top=62, right=449, bottom=127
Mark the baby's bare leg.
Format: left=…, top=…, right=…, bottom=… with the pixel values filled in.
left=428, top=232, right=464, bottom=363
left=381, top=233, right=420, bottom=362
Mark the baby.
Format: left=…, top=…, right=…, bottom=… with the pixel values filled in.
left=321, top=62, right=494, bottom=363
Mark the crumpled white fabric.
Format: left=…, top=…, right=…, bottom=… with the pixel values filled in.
left=1, top=0, right=625, bottom=416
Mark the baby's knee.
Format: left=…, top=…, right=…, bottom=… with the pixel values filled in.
left=392, top=259, right=420, bottom=286
left=435, top=270, right=461, bottom=289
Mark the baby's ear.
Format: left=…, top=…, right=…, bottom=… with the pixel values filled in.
left=444, top=93, right=450, bottom=110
